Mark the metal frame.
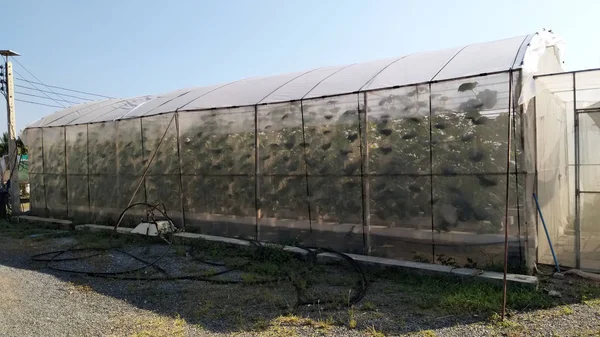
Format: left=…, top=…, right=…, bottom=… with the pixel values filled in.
left=533, top=68, right=600, bottom=271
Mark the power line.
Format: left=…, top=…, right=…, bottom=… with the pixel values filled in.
left=15, top=98, right=63, bottom=109
left=15, top=77, right=114, bottom=99
left=15, top=91, right=78, bottom=105
left=14, top=84, right=93, bottom=102
left=12, top=57, right=66, bottom=108
left=12, top=68, right=66, bottom=108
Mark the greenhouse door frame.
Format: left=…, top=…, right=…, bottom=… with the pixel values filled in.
left=535, top=68, right=600, bottom=271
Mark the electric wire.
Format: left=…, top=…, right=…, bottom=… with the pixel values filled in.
left=15, top=99, right=64, bottom=109
left=15, top=91, right=78, bottom=105
left=11, top=67, right=66, bottom=109
left=15, top=84, right=94, bottom=102
left=12, top=57, right=99, bottom=108
left=15, top=77, right=114, bottom=99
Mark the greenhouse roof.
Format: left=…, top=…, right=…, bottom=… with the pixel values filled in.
left=28, top=34, right=536, bottom=128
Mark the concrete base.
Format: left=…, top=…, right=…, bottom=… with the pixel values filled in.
left=74, top=224, right=538, bottom=288
left=17, top=215, right=73, bottom=229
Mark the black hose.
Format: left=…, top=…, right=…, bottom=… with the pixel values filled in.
left=31, top=203, right=369, bottom=308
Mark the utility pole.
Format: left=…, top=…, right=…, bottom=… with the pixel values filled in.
left=0, top=50, right=21, bottom=215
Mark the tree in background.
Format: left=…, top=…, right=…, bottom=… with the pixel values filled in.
left=0, top=132, right=28, bottom=156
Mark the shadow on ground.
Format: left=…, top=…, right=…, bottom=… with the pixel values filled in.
left=1, top=221, right=599, bottom=337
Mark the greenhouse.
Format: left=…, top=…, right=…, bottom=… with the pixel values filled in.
left=22, top=31, right=576, bottom=272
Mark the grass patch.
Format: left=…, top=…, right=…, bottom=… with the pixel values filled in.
left=374, top=269, right=556, bottom=316
left=559, top=305, right=574, bottom=315
left=418, top=330, right=437, bottom=337
left=362, top=301, right=377, bottom=311
left=130, top=314, right=186, bottom=337
left=0, top=220, right=71, bottom=240
left=366, top=325, right=385, bottom=337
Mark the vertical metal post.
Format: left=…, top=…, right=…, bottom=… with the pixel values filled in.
left=533, top=93, right=540, bottom=265
left=139, top=118, right=148, bottom=204
left=428, top=83, right=435, bottom=262
left=511, top=76, right=523, bottom=264
left=86, top=124, right=91, bottom=220
left=4, top=60, right=20, bottom=213
left=175, top=112, right=186, bottom=230
left=502, top=71, right=514, bottom=321
left=63, top=127, right=69, bottom=217
left=359, top=93, right=371, bottom=255
left=254, top=105, right=260, bottom=241
left=573, top=72, right=581, bottom=269
left=41, top=128, right=48, bottom=215
left=299, top=100, right=313, bottom=243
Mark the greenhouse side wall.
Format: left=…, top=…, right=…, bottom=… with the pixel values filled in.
left=23, top=71, right=530, bottom=270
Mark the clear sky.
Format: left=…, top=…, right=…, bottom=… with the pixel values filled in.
left=2, top=0, right=599, bottom=133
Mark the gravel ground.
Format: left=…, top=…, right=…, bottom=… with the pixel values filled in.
left=0, top=228, right=599, bottom=337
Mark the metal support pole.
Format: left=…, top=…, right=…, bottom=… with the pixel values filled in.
left=573, top=73, right=581, bottom=269
left=359, top=93, right=371, bottom=254
left=3, top=59, right=20, bottom=214
left=254, top=105, right=260, bottom=241
left=299, top=100, right=314, bottom=244
left=501, top=71, right=514, bottom=321
left=428, top=83, right=435, bottom=262
left=174, top=112, right=186, bottom=230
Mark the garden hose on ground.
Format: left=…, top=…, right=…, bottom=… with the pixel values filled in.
left=31, top=202, right=368, bottom=308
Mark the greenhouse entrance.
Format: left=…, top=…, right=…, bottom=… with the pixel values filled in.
left=535, top=68, right=600, bottom=272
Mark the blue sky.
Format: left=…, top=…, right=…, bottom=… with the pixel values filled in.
left=2, top=0, right=599, bottom=133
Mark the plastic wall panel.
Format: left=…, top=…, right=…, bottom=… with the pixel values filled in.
left=535, top=79, right=575, bottom=267
left=366, top=85, right=430, bottom=175
left=258, top=175, right=312, bottom=245
left=42, top=127, right=66, bottom=175
left=182, top=175, right=256, bottom=238
left=179, top=108, right=255, bottom=176
left=369, top=175, right=433, bottom=261
left=145, top=175, right=182, bottom=221
left=257, top=102, right=305, bottom=175
left=88, top=122, right=117, bottom=175
left=45, top=174, right=67, bottom=216
left=65, top=125, right=88, bottom=175
left=579, top=193, right=600, bottom=271
left=29, top=173, right=45, bottom=214
left=86, top=122, right=118, bottom=220
left=308, top=176, right=364, bottom=253
left=303, top=95, right=362, bottom=176
left=26, top=128, right=43, bottom=174
left=67, top=175, right=88, bottom=218
left=142, top=114, right=179, bottom=176
left=431, top=174, right=522, bottom=267
left=117, top=119, right=144, bottom=176
left=256, top=102, right=312, bottom=244
left=431, top=73, right=511, bottom=175
left=89, top=175, right=119, bottom=222
left=575, top=71, right=600, bottom=110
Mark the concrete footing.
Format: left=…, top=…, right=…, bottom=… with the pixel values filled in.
left=74, top=224, right=538, bottom=288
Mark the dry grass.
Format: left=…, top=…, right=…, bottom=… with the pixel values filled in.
left=129, top=315, right=187, bottom=337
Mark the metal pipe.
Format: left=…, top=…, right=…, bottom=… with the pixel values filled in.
left=533, top=193, right=560, bottom=272
left=573, top=72, right=581, bottom=269
left=501, top=70, right=514, bottom=321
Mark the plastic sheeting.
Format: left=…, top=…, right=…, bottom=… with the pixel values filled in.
left=25, top=33, right=563, bottom=129
left=22, top=70, right=539, bottom=270
left=21, top=31, right=572, bottom=272
left=534, top=69, right=600, bottom=272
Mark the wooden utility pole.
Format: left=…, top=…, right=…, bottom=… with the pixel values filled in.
left=1, top=50, right=21, bottom=214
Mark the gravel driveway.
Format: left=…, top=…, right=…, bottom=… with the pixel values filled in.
left=1, top=225, right=599, bottom=337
